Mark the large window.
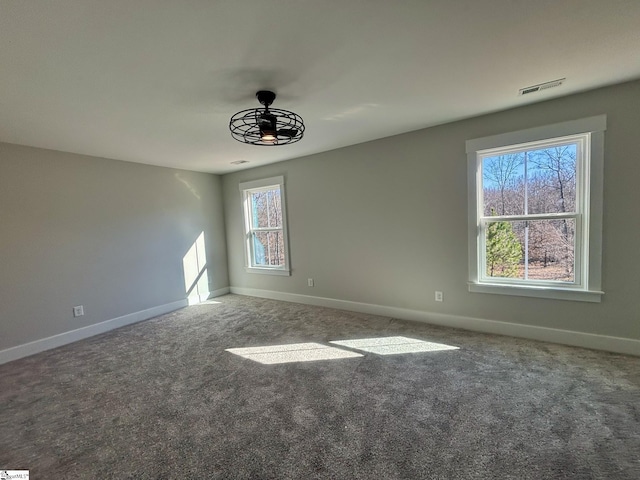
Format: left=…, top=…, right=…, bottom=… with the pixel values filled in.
left=467, top=116, right=605, bottom=302
left=239, top=176, right=290, bottom=275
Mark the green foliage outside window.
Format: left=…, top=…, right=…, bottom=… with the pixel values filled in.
left=486, top=208, right=522, bottom=278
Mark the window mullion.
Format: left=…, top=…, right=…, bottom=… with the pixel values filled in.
left=480, top=212, right=578, bottom=223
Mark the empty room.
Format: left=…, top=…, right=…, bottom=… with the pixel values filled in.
left=1, top=1, right=640, bottom=479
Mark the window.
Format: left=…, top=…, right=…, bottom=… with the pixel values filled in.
left=239, top=176, right=290, bottom=275
left=466, top=116, right=605, bottom=302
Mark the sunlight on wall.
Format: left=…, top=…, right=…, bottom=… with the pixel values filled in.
left=323, top=103, right=379, bottom=121
left=174, top=173, right=201, bottom=199
left=330, top=336, right=459, bottom=355
left=226, top=343, right=363, bottom=365
left=183, top=232, right=210, bottom=305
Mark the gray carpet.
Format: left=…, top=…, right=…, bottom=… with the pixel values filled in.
left=1, top=294, right=639, bottom=479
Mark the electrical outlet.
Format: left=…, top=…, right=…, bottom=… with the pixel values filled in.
left=435, top=291, right=443, bottom=302
left=307, top=278, right=314, bottom=287
left=73, top=305, right=84, bottom=317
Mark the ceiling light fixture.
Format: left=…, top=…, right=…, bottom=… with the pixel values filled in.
left=229, top=91, right=305, bottom=146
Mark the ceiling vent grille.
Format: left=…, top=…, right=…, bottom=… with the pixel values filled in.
left=519, top=78, right=565, bottom=96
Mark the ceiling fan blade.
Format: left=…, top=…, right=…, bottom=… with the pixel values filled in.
left=277, top=128, right=298, bottom=138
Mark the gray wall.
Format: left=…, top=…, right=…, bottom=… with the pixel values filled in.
left=0, top=143, right=228, bottom=350
left=223, top=80, right=640, bottom=341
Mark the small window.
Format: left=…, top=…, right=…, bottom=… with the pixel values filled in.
left=467, top=116, right=605, bottom=302
left=239, top=176, right=290, bottom=275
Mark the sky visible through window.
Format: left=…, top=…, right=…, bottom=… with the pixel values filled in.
left=482, top=143, right=576, bottom=215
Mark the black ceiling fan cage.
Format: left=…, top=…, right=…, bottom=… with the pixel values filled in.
left=229, top=91, right=305, bottom=146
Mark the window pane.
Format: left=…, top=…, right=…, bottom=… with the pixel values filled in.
left=267, top=188, right=282, bottom=228
left=482, top=153, right=525, bottom=216
left=526, top=145, right=577, bottom=214
left=250, top=191, right=269, bottom=228
left=252, top=232, right=267, bottom=266
left=482, top=145, right=578, bottom=217
left=485, top=220, right=524, bottom=279
left=525, top=219, right=575, bottom=282
left=253, top=231, right=285, bottom=267
left=250, top=188, right=282, bottom=229
left=485, top=218, right=575, bottom=282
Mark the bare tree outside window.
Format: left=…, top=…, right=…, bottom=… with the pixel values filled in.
left=482, top=153, right=524, bottom=216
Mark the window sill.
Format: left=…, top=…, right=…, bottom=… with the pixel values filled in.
left=468, top=282, right=603, bottom=303
left=245, top=267, right=291, bottom=276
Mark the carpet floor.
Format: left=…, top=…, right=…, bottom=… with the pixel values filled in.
left=1, top=294, right=639, bottom=479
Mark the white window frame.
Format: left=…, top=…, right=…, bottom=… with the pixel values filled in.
left=466, top=115, right=606, bottom=302
left=239, top=176, right=291, bottom=276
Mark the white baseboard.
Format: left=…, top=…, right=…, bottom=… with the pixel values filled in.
left=230, top=287, right=640, bottom=357
left=0, top=299, right=188, bottom=365
left=187, top=287, right=230, bottom=305
left=209, top=287, right=231, bottom=298
left=0, top=287, right=233, bottom=365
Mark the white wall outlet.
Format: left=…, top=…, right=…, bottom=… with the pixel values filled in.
left=435, top=291, right=443, bottom=302
left=73, top=305, right=84, bottom=317
left=307, top=278, right=314, bottom=287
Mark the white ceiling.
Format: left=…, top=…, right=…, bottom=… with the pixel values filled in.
left=2, top=1, right=640, bottom=174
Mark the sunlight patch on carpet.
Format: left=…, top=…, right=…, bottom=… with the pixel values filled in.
left=330, top=336, right=459, bottom=355
left=226, top=342, right=363, bottom=364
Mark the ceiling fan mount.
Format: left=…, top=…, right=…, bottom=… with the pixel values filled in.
left=256, top=90, right=276, bottom=107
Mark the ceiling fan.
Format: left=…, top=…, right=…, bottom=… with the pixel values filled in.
left=229, top=90, right=305, bottom=146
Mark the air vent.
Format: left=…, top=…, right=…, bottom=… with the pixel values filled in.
left=519, top=78, right=565, bottom=96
